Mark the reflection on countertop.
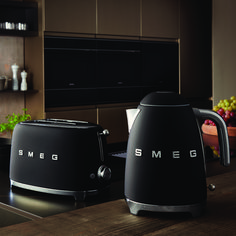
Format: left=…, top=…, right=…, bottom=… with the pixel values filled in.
left=0, top=137, right=126, bottom=219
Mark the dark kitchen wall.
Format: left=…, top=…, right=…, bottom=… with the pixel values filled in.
left=179, top=0, right=212, bottom=107
left=212, top=0, right=236, bottom=106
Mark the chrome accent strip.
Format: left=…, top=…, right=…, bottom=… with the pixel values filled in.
left=126, top=198, right=205, bottom=217
left=10, top=180, right=98, bottom=201
left=0, top=202, right=42, bottom=220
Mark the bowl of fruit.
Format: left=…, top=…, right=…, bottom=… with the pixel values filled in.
left=202, top=96, right=236, bottom=137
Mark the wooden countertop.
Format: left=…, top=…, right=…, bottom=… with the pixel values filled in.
left=1, top=170, right=236, bottom=235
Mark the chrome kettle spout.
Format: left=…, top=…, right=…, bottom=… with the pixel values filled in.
left=126, top=109, right=140, bottom=133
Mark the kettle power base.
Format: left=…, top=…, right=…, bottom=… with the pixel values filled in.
left=126, top=199, right=206, bottom=217
left=10, top=180, right=102, bottom=201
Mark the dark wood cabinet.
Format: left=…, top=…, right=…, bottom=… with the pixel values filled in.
left=142, top=0, right=179, bottom=38
left=45, top=0, right=96, bottom=34
left=97, top=0, right=140, bottom=37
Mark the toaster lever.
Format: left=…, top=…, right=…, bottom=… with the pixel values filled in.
left=97, top=129, right=109, bottom=162
left=100, top=129, right=109, bottom=136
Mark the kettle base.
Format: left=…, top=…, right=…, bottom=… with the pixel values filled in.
left=126, top=198, right=206, bottom=217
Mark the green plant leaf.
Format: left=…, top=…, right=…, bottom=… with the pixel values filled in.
left=0, top=108, right=31, bottom=133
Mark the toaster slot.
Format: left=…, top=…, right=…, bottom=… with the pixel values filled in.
left=46, top=119, right=89, bottom=126
left=27, top=119, right=89, bottom=127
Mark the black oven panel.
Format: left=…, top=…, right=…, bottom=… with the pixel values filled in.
left=44, top=36, right=179, bottom=107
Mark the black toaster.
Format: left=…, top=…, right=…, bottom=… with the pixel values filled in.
left=9, top=119, right=111, bottom=200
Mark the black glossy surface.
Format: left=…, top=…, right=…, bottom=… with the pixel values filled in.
left=0, top=168, right=125, bottom=218
left=44, top=37, right=179, bottom=107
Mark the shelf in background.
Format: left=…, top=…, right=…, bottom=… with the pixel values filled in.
left=0, top=90, right=38, bottom=94
left=0, top=1, right=38, bottom=37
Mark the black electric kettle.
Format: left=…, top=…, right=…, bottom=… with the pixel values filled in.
left=125, top=91, right=230, bottom=217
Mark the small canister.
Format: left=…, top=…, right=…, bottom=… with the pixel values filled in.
left=0, top=76, right=7, bottom=90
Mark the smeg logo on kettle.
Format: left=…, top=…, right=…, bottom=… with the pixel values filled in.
left=135, top=148, right=197, bottom=159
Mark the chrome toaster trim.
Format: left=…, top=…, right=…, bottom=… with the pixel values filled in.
left=10, top=180, right=98, bottom=201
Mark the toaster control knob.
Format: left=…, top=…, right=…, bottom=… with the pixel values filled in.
left=97, top=165, right=111, bottom=181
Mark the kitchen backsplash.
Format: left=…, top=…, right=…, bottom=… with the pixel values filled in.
left=0, top=36, right=24, bottom=77
left=0, top=36, right=25, bottom=137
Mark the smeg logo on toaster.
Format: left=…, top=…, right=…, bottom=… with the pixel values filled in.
left=135, top=148, right=197, bottom=159
left=18, top=149, right=59, bottom=161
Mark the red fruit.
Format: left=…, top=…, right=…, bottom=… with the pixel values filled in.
left=225, top=114, right=230, bottom=120
left=217, top=108, right=224, bottom=116
left=209, top=120, right=216, bottom=126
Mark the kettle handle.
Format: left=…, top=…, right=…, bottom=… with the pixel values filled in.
left=193, top=108, right=230, bottom=167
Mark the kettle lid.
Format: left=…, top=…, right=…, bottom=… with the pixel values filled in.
left=140, top=91, right=189, bottom=106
